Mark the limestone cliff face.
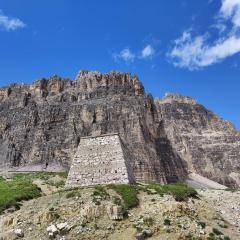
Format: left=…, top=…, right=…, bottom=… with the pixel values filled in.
left=155, top=93, right=240, bottom=187
left=0, top=71, right=239, bottom=186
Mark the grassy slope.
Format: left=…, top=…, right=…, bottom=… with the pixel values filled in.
left=0, top=172, right=67, bottom=214
left=108, top=183, right=197, bottom=210
left=0, top=178, right=41, bottom=214
left=0, top=171, right=197, bottom=215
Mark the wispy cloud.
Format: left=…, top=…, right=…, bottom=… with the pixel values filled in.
left=114, top=44, right=155, bottom=64
left=0, top=10, right=25, bottom=31
left=168, top=0, right=240, bottom=70
left=140, top=44, right=155, bottom=59
left=114, top=48, right=135, bottom=63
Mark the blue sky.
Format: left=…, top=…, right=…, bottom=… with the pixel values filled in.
left=0, top=0, right=240, bottom=129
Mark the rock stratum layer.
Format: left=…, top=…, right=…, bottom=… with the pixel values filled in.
left=0, top=71, right=239, bottom=187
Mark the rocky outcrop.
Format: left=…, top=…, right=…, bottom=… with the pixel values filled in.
left=155, top=93, right=240, bottom=187
left=0, top=71, right=239, bottom=186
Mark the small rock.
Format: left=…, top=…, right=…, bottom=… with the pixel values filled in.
left=106, top=205, right=124, bottom=220
left=47, top=224, right=58, bottom=237
left=14, top=229, right=24, bottom=238
left=135, top=232, right=145, bottom=240
left=107, top=225, right=114, bottom=230
left=143, top=229, right=152, bottom=237
left=56, top=222, right=69, bottom=232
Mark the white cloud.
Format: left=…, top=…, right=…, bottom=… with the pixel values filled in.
left=220, top=0, right=240, bottom=27
left=168, top=0, right=240, bottom=70
left=140, top=44, right=155, bottom=59
left=169, top=31, right=240, bottom=70
left=0, top=10, right=25, bottom=31
left=114, top=44, right=156, bottom=64
left=212, top=22, right=227, bottom=33
left=114, top=48, right=135, bottom=63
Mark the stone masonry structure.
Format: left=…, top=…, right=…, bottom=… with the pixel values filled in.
left=0, top=70, right=239, bottom=187
left=65, top=134, right=134, bottom=187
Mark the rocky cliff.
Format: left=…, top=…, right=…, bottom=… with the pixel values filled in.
left=0, top=71, right=239, bottom=187
left=155, top=94, right=240, bottom=187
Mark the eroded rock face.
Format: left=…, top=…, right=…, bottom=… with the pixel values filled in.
left=155, top=93, right=240, bottom=187
left=0, top=71, right=239, bottom=186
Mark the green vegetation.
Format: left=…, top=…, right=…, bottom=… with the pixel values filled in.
left=197, top=221, right=206, bottom=229
left=112, top=196, right=122, bottom=206
left=12, top=171, right=67, bottom=188
left=212, top=228, right=223, bottom=236
left=225, top=188, right=239, bottom=192
left=218, top=223, right=228, bottom=228
left=223, top=236, right=231, bottom=240
left=108, top=184, right=139, bottom=209
left=106, top=182, right=197, bottom=210
left=164, top=218, right=171, bottom=226
left=185, top=234, right=198, bottom=240
left=207, top=232, right=221, bottom=240
left=12, top=171, right=67, bottom=182
left=92, top=186, right=109, bottom=198
left=207, top=230, right=228, bottom=240
left=0, top=177, right=41, bottom=214
left=92, top=185, right=110, bottom=205
left=0, top=172, right=67, bottom=214
left=141, top=182, right=198, bottom=201
left=47, top=179, right=65, bottom=188
left=143, top=216, right=154, bottom=226
left=65, top=189, right=81, bottom=198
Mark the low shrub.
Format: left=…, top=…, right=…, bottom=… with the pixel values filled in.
left=164, top=218, right=171, bottom=226
left=92, top=186, right=109, bottom=199
left=92, top=185, right=110, bottom=205
left=224, top=236, right=231, bottom=240
left=218, top=223, right=228, bottom=228
left=212, top=228, right=223, bottom=236
left=197, top=221, right=206, bottom=229
left=108, top=184, right=139, bottom=209
left=112, top=196, right=122, bottom=206
left=141, top=182, right=198, bottom=201
left=66, top=190, right=81, bottom=198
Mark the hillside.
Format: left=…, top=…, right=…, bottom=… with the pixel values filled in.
left=0, top=173, right=240, bottom=240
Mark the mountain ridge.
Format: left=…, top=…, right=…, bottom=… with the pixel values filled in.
left=0, top=70, right=239, bottom=187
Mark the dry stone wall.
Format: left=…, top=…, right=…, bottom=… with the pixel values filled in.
left=65, top=134, right=134, bottom=187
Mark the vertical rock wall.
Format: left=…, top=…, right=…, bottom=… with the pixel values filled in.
left=155, top=93, right=240, bottom=187
left=0, top=71, right=239, bottom=186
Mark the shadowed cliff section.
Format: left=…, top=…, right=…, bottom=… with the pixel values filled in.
left=0, top=71, right=239, bottom=187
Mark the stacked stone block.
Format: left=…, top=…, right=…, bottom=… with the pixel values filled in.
left=65, top=134, right=134, bottom=188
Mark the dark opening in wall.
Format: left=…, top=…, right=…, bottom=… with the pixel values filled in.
left=92, top=111, right=96, bottom=124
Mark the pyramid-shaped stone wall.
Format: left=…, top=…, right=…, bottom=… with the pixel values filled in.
left=65, top=134, right=135, bottom=188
